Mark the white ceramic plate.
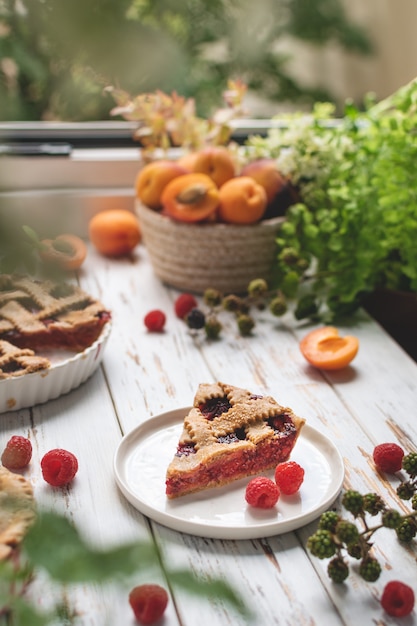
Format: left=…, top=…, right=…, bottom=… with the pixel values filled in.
left=114, top=407, right=344, bottom=540
left=0, top=321, right=112, bottom=413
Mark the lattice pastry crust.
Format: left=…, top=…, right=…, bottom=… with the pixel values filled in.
left=166, top=382, right=306, bottom=498
left=0, top=339, right=50, bottom=380
left=0, top=274, right=110, bottom=377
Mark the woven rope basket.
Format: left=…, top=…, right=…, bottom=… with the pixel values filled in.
left=136, top=201, right=284, bottom=294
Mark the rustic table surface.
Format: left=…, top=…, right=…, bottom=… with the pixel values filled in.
left=1, top=243, right=417, bottom=626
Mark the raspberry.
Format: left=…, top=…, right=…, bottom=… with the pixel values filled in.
left=174, top=293, right=198, bottom=319
left=245, top=476, right=280, bottom=509
left=129, top=584, right=168, bottom=625
left=274, top=461, right=305, bottom=495
left=373, top=442, right=404, bottom=473
left=381, top=581, right=415, bottom=617
left=144, top=310, right=166, bottom=332
left=41, top=448, right=78, bottom=486
left=186, top=308, right=205, bottom=330
left=1, top=435, right=32, bottom=470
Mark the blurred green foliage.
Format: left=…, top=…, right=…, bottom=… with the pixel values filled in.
left=0, top=0, right=372, bottom=122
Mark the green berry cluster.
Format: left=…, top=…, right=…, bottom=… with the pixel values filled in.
left=307, top=452, right=417, bottom=584
left=184, top=279, right=293, bottom=340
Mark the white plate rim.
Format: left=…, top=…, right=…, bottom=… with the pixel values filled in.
left=114, top=407, right=345, bottom=540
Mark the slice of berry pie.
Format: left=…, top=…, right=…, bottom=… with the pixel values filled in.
left=165, top=382, right=306, bottom=499
left=0, top=274, right=111, bottom=355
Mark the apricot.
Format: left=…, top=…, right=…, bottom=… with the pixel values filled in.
left=161, top=173, right=220, bottom=223
left=218, top=176, right=267, bottom=224
left=39, top=234, right=87, bottom=270
left=241, top=158, right=287, bottom=204
left=88, top=209, right=141, bottom=257
left=192, top=147, right=236, bottom=188
left=176, top=151, right=199, bottom=172
left=135, top=160, right=187, bottom=209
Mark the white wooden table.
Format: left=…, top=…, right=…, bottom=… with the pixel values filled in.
left=2, top=243, right=417, bottom=625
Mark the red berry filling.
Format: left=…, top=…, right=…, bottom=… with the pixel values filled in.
left=373, top=443, right=404, bottom=473
left=199, top=397, right=231, bottom=419
left=176, top=443, right=196, bottom=457
left=381, top=580, right=415, bottom=617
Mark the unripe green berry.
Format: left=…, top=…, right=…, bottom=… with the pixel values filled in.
left=269, top=296, right=287, bottom=317
left=223, top=294, right=246, bottom=313
left=279, top=247, right=300, bottom=266
left=307, top=530, right=337, bottom=559
left=203, top=288, right=223, bottom=308
left=402, top=452, right=417, bottom=478
left=396, top=518, right=417, bottom=543
left=318, top=510, right=339, bottom=532
left=247, top=278, right=268, bottom=297
left=396, top=481, right=415, bottom=500
left=327, top=557, right=349, bottom=583
left=411, top=494, right=417, bottom=511
left=381, top=509, right=402, bottom=529
left=237, top=314, right=255, bottom=337
left=204, top=316, right=222, bottom=340
left=335, top=521, right=359, bottom=545
left=342, top=490, right=364, bottom=517
left=346, top=542, right=362, bottom=560
left=359, top=556, right=381, bottom=582
left=363, top=493, right=385, bottom=515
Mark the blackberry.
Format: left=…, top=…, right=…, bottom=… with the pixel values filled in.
left=359, top=556, right=382, bottom=582
left=247, top=278, right=268, bottom=297
left=203, top=288, right=223, bottom=308
left=396, top=518, right=417, bottom=543
left=269, top=296, right=287, bottom=317
left=335, top=521, right=359, bottom=545
left=381, top=509, right=402, bottom=529
left=204, top=316, right=222, bottom=340
left=396, top=481, right=415, bottom=500
left=346, top=542, right=363, bottom=560
left=363, top=493, right=385, bottom=515
left=237, top=314, right=255, bottom=337
left=307, top=530, right=337, bottom=559
left=186, top=308, right=206, bottom=330
left=327, top=557, right=349, bottom=583
left=318, top=510, right=340, bottom=532
left=402, top=452, right=417, bottom=478
left=342, top=490, right=364, bottom=516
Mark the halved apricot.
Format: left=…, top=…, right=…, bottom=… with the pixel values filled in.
left=161, top=173, right=220, bottom=222
left=39, top=234, right=87, bottom=270
left=300, top=326, right=359, bottom=370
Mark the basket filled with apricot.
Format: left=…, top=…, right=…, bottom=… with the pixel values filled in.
left=135, top=148, right=293, bottom=294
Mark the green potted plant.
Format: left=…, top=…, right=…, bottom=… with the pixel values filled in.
left=244, top=79, right=417, bottom=357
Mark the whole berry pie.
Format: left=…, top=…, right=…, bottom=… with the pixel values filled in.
left=165, top=382, right=306, bottom=499
left=0, top=274, right=111, bottom=378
